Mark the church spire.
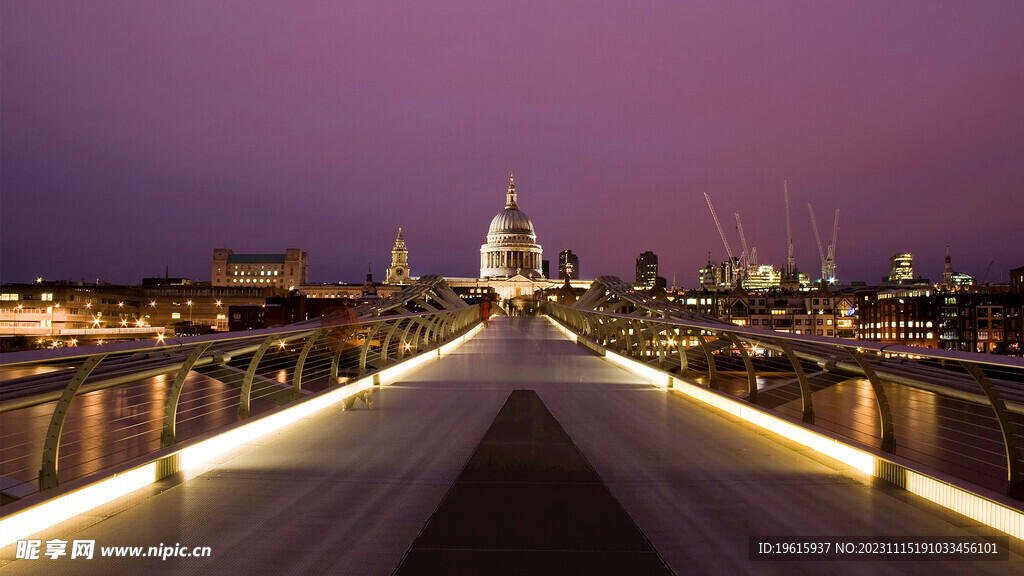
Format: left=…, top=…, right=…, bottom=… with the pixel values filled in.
left=387, top=227, right=410, bottom=284
left=505, top=172, right=518, bottom=209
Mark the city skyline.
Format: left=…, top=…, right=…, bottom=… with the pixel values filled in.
left=2, top=2, right=1022, bottom=286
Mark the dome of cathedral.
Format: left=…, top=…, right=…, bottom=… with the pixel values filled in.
left=488, top=208, right=535, bottom=237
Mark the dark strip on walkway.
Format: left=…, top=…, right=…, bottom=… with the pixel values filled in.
left=393, top=389, right=674, bottom=576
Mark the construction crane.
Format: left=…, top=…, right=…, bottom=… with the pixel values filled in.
left=735, top=212, right=758, bottom=272
left=783, top=181, right=794, bottom=276
left=809, top=204, right=840, bottom=285
left=704, top=192, right=738, bottom=286
left=808, top=204, right=827, bottom=283
left=734, top=213, right=750, bottom=267
left=982, top=260, right=995, bottom=284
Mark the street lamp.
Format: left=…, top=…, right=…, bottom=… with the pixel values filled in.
left=187, top=300, right=193, bottom=323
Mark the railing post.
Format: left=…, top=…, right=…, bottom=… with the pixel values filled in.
left=962, top=361, right=1024, bottom=498
left=575, top=310, right=591, bottom=338
left=725, top=332, right=757, bottom=404
left=380, top=320, right=404, bottom=365
left=397, top=318, right=417, bottom=358
left=424, top=314, right=441, bottom=346
left=292, top=329, right=324, bottom=399
left=359, top=323, right=386, bottom=375
left=617, top=318, right=633, bottom=354
left=595, top=318, right=608, bottom=346
left=679, top=328, right=692, bottom=378
left=775, top=338, right=814, bottom=424
left=239, top=335, right=277, bottom=420
left=162, top=343, right=212, bottom=447
left=438, top=313, right=454, bottom=342
left=39, top=354, right=108, bottom=490
left=330, top=344, right=342, bottom=385
left=844, top=347, right=895, bottom=453
left=697, top=331, right=718, bottom=389
left=632, top=319, right=648, bottom=359
left=655, top=325, right=668, bottom=369
left=413, top=317, right=429, bottom=350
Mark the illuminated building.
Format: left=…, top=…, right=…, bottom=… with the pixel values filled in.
left=448, top=174, right=590, bottom=304
left=0, top=281, right=270, bottom=344
left=742, top=265, right=782, bottom=292
left=857, top=289, right=1022, bottom=354
left=212, top=249, right=308, bottom=289
left=699, top=256, right=739, bottom=289
left=635, top=251, right=658, bottom=289
left=559, top=249, right=579, bottom=280
left=717, top=285, right=856, bottom=337
left=888, top=252, right=914, bottom=283
left=479, top=174, right=544, bottom=279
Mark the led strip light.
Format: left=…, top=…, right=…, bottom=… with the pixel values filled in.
left=0, top=321, right=486, bottom=549
left=546, top=315, right=1024, bottom=541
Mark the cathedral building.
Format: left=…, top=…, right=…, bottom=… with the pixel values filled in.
left=480, top=174, right=544, bottom=279
left=386, top=174, right=590, bottom=306
left=442, top=174, right=589, bottom=304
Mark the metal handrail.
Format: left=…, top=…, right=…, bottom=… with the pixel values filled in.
left=544, top=300, right=1024, bottom=499
left=0, top=277, right=479, bottom=500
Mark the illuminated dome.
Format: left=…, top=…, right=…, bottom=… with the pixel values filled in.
left=480, top=174, right=544, bottom=279
left=488, top=208, right=535, bottom=237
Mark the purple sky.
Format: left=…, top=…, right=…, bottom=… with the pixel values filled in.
left=3, top=1, right=1023, bottom=287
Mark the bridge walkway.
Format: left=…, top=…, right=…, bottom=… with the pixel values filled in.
left=1, top=316, right=1021, bottom=574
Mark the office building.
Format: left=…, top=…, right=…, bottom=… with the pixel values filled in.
left=559, top=249, right=579, bottom=280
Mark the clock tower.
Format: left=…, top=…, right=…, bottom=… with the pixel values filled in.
left=386, top=227, right=410, bottom=284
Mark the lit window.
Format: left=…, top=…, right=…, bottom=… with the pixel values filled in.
left=172, top=312, right=181, bottom=319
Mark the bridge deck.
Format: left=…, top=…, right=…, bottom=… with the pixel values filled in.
left=2, top=316, right=1021, bottom=574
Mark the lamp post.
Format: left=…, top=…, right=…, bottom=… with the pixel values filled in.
left=187, top=300, right=193, bottom=323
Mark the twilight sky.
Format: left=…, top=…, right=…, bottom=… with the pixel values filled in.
left=2, top=1, right=1022, bottom=287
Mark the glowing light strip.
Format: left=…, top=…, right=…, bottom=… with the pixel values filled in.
left=0, top=323, right=485, bottom=548
left=545, top=315, right=578, bottom=342
left=178, top=376, right=377, bottom=474
left=604, top=350, right=673, bottom=389
left=546, top=314, right=1024, bottom=541
left=0, top=464, right=157, bottom=548
left=906, top=471, right=1023, bottom=540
